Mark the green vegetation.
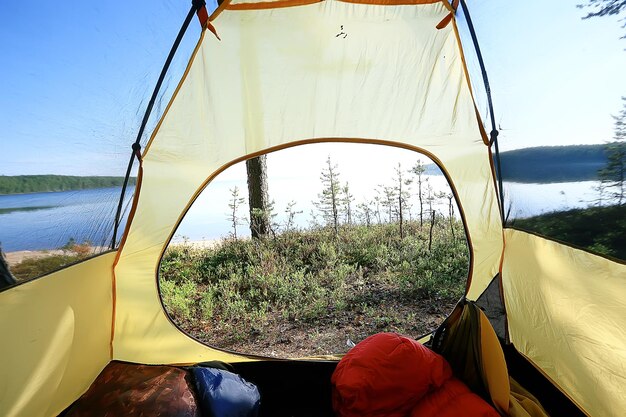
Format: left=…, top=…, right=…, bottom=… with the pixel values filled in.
left=11, top=254, right=84, bottom=281
left=0, top=175, right=136, bottom=195
left=0, top=206, right=55, bottom=215
left=157, top=154, right=470, bottom=357
left=512, top=205, right=626, bottom=259
left=160, top=220, right=468, bottom=357
left=10, top=240, right=94, bottom=281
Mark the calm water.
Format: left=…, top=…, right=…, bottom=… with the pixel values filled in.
left=3, top=143, right=601, bottom=252
left=0, top=180, right=599, bottom=252
left=0, top=187, right=133, bottom=252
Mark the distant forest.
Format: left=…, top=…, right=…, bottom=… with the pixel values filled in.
left=498, top=144, right=608, bottom=183
left=425, top=144, right=610, bottom=183
left=0, top=175, right=136, bottom=195
left=0, top=144, right=611, bottom=194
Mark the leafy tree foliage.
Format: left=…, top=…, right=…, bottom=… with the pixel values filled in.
left=578, top=0, right=626, bottom=26
left=578, top=0, right=626, bottom=41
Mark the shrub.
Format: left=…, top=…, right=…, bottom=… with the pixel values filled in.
left=11, top=254, right=83, bottom=281
left=159, top=219, right=470, bottom=354
left=160, top=279, right=197, bottom=321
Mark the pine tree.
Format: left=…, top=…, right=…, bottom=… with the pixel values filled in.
left=246, top=155, right=271, bottom=238
left=356, top=201, right=373, bottom=227
left=377, top=185, right=397, bottom=223
left=373, top=195, right=382, bottom=224
left=598, top=97, right=626, bottom=205
left=315, top=156, right=342, bottom=236
left=437, top=191, right=456, bottom=240
left=341, top=182, right=355, bottom=224
left=411, top=160, right=427, bottom=227
left=226, top=186, right=246, bottom=239
left=578, top=0, right=626, bottom=36
left=393, top=163, right=412, bottom=238
left=284, top=201, right=302, bottom=231
left=426, top=184, right=439, bottom=251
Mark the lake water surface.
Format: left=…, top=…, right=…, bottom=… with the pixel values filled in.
left=0, top=187, right=133, bottom=252
left=0, top=179, right=599, bottom=252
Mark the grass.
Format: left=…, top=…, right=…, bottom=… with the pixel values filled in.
left=11, top=254, right=84, bottom=281
left=159, top=219, right=469, bottom=356
left=9, top=240, right=93, bottom=281
left=5, top=219, right=469, bottom=357
left=512, top=204, right=626, bottom=259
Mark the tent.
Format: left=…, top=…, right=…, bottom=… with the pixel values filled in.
left=1, top=0, right=624, bottom=416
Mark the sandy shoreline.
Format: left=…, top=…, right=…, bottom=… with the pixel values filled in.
left=4, top=250, right=67, bottom=267
left=4, top=239, right=221, bottom=267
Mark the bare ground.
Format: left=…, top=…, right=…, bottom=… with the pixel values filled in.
left=4, top=250, right=67, bottom=267
left=4, top=239, right=214, bottom=268
left=177, top=291, right=457, bottom=358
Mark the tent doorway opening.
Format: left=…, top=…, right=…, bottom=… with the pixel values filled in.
left=158, top=142, right=470, bottom=358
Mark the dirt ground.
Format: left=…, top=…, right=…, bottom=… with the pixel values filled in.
left=4, top=250, right=66, bottom=267
left=181, top=296, right=457, bottom=358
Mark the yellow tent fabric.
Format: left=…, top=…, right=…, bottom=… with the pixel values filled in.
left=478, top=308, right=510, bottom=413
left=503, top=229, right=626, bottom=417
left=2, top=1, right=625, bottom=417
left=0, top=253, right=115, bottom=417
left=113, top=0, right=502, bottom=363
left=433, top=300, right=549, bottom=417
left=509, top=378, right=550, bottom=417
left=478, top=306, right=549, bottom=417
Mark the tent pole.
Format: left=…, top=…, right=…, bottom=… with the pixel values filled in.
left=110, top=1, right=206, bottom=249
left=458, top=0, right=505, bottom=223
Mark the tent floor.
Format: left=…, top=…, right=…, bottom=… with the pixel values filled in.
left=503, top=345, right=586, bottom=417
left=60, top=359, right=337, bottom=417
left=61, top=347, right=585, bottom=416
left=231, top=360, right=337, bottom=416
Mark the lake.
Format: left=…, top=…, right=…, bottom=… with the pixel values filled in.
left=0, top=179, right=601, bottom=252
left=0, top=187, right=133, bottom=252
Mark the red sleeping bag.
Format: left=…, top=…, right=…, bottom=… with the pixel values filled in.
left=331, top=333, right=500, bottom=417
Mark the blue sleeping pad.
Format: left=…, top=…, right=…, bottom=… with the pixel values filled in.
left=191, top=367, right=260, bottom=417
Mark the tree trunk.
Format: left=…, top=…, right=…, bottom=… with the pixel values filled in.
left=398, top=194, right=404, bottom=239
left=0, top=246, right=17, bottom=289
left=428, top=210, right=436, bottom=252
left=448, top=195, right=455, bottom=241
left=246, top=155, right=270, bottom=238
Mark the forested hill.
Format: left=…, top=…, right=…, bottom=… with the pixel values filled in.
left=499, top=144, right=608, bottom=183
left=425, top=144, right=609, bottom=183
left=0, top=145, right=610, bottom=193
left=0, top=175, right=136, bottom=195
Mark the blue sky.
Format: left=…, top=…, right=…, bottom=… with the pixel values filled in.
left=0, top=0, right=206, bottom=175
left=0, top=0, right=624, bottom=176
left=466, top=1, right=626, bottom=151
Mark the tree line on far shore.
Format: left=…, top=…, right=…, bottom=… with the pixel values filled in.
left=0, top=175, right=137, bottom=195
